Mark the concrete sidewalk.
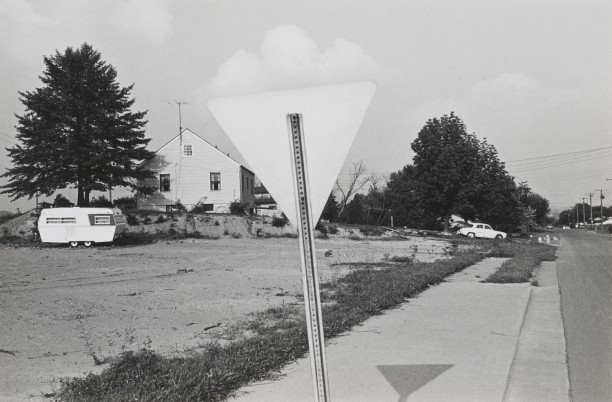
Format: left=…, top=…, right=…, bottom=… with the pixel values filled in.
left=231, top=258, right=544, bottom=401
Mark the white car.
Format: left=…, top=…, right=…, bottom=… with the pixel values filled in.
left=457, top=223, right=506, bottom=239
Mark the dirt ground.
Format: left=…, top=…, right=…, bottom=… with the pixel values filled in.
left=0, top=236, right=450, bottom=400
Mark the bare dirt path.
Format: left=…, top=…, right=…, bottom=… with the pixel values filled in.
left=0, top=236, right=450, bottom=400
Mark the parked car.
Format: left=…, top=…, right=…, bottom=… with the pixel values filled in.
left=457, top=223, right=507, bottom=239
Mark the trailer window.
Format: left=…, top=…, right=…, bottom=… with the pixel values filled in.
left=95, top=216, right=111, bottom=225
left=46, top=217, right=76, bottom=224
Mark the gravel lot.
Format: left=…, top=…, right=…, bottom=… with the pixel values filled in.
left=0, top=236, right=450, bottom=400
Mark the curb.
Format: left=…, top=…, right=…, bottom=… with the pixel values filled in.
left=503, top=261, right=571, bottom=401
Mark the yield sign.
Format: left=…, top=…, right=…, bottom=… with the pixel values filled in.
left=207, top=81, right=377, bottom=227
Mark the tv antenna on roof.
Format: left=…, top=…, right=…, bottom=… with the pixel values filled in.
left=167, top=100, right=188, bottom=134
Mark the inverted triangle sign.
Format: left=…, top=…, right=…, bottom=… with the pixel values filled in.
left=207, top=81, right=377, bottom=227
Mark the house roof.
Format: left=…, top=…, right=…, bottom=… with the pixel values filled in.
left=146, top=128, right=254, bottom=175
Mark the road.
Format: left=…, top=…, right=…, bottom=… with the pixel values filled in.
left=556, top=229, right=612, bottom=402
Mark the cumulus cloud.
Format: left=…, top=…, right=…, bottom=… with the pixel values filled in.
left=206, top=24, right=381, bottom=97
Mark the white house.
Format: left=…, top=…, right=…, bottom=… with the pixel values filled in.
left=137, top=129, right=256, bottom=212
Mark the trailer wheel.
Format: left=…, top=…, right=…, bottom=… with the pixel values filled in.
left=83, top=241, right=93, bottom=247
left=69, top=241, right=79, bottom=248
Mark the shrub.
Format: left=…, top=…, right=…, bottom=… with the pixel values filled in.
left=175, top=200, right=187, bottom=213
left=125, top=214, right=139, bottom=226
left=142, top=216, right=152, bottom=225
left=0, top=213, right=18, bottom=225
left=315, top=223, right=328, bottom=235
left=90, top=195, right=113, bottom=207
left=191, top=201, right=213, bottom=213
left=229, top=200, right=248, bottom=215
left=272, top=216, right=288, bottom=228
left=113, top=196, right=137, bottom=209
left=53, top=193, right=74, bottom=207
left=388, top=255, right=415, bottom=264
left=155, top=215, right=167, bottom=224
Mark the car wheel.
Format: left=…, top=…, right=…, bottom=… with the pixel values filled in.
left=69, top=241, right=79, bottom=248
left=467, top=233, right=475, bottom=239
left=495, top=234, right=503, bottom=240
left=83, top=241, right=93, bottom=247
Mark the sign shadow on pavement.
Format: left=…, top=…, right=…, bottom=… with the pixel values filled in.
left=377, top=364, right=453, bottom=402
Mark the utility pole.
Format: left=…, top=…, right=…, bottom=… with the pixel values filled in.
left=596, top=189, right=604, bottom=221
left=581, top=197, right=587, bottom=226
left=588, top=193, right=594, bottom=229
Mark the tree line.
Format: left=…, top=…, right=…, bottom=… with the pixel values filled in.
left=324, top=113, right=551, bottom=233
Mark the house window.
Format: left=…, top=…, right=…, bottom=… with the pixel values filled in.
left=210, top=172, right=221, bottom=191
left=183, top=144, right=193, bottom=157
left=160, top=174, right=170, bottom=192
left=200, top=203, right=214, bottom=212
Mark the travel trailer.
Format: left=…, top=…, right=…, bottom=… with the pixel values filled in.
left=38, top=207, right=126, bottom=247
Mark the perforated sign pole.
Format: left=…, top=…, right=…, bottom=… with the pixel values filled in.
left=288, top=113, right=331, bottom=402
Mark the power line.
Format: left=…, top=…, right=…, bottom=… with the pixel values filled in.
left=506, top=146, right=612, bottom=163
left=519, top=168, right=611, bottom=182
left=508, top=151, right=611, bottom=173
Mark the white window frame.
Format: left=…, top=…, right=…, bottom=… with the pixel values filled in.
left=210, top=172, right=221, bottom=191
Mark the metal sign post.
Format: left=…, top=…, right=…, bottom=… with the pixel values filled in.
left=207, top=81, right=377, bottom=402
left=288, top=113, right=330, bottom=402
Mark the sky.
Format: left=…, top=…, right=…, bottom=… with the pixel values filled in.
left=1, top=0, right=611, bottom=215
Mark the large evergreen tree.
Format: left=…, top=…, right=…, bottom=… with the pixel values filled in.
left=2, top=43, right=155, bottom=206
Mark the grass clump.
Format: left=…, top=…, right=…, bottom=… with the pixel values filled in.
left=484, top=241, right=557, bottom=283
